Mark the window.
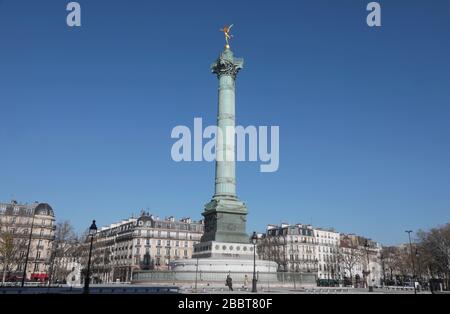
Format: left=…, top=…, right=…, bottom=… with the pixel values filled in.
left=184, top=250, right=188, bottom=257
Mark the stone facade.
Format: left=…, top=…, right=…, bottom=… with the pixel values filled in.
left=259, top=223, right=383, bottom=285
left=89, top=212, right=203, bottom=283
left=315, top=228, right=340, bottom=280
left=0, top=200, right=56, bottom=281
left=339, top=234, right=382, bottom=287
left=260, top=224, right=319, bottom=274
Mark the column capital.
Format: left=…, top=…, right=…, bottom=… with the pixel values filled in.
left=211, top=48, right=244, bottom=79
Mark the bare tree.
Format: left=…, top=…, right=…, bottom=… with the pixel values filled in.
left=416, top=223, right=450, bottom=289
left=337, top=243, right=363, bottom=286
left=257, top=236, right=284, bottom=270
left=382, top=246, right=402, bottom=284
left=0, top=229, right=28, bottom=284
left=48, top=220, right=78, bottom=284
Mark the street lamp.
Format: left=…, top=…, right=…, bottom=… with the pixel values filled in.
left=251, top=232, right=258, bottom=293
left=364, top=240, right=373, bottom=292
left=405, top=230, right=417, bottom=295
left=83, top=220, right=97, bottom=294
left=415, top=249, right=422, bottom=288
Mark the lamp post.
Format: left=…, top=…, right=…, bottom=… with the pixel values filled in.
left=364, top=240, right=373, bottom=292
left=251, top=232, right=258, bottom=293
left=21, top=211, right=36, bottom=287
left=415, top=249, right=422, bottom=289
left=83, top=220, right=97, bottom=294
left=405, top=230, right=417, bottom=294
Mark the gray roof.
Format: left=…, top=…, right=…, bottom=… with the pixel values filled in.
left=0, top=201, right=54, bottom=217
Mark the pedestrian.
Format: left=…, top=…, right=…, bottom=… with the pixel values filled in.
left=226, top=274, right=233, bottom=291
left=243, top=274, right=249, bottom=289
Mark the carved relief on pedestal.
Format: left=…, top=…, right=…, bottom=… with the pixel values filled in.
left=203, top=213, right=217, bottom=234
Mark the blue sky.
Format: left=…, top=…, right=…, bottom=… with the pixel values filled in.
left=0, top=0, right=449, bottom=245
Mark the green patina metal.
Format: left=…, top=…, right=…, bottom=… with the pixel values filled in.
left=201, top=46, right=249, bottom=244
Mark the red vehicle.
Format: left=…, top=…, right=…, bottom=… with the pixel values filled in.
left=30, top=273, right=49, bottom=283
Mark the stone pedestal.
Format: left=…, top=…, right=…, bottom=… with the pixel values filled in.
left=170, top=258, right=278, bottom=283
left=193, top=241, right=255, bottom=259
left=201, top=198, right=248, bottom=244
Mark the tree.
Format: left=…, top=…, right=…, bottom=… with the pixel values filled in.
left=382, top=246, right=401, bottom=284
left=416, top=223, right=450, bottom=289
left=48, top=221, right=78, bottom=284
left=257, top=235, right=281, bottom=264
left=337, top=243, right=363, bottom=286
left=0, top=230, right=27, bottom=284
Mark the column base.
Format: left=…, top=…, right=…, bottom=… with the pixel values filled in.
left=201, top=197, right=249, bottom=243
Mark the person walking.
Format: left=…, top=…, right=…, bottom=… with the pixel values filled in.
left=243, top=274, right=249, bottom=289
left=226, top=275, right=233, bottom=291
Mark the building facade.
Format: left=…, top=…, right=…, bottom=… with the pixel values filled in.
left=314, top=228, right=340, bottom=280
left=259, top=224, right=319, bottom=274
left=259, top=222, right=383, bottom=286
left=88, top=211, right=204, bottom=283
left=339, top=234, right=382, bottom=287
left=0, top=200, right=56, bottom=281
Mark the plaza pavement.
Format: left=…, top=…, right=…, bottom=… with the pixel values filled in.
left=0, top=283, right=433, bottom=294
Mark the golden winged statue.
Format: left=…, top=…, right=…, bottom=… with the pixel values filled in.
left=220, top=24, right=234, bottom=48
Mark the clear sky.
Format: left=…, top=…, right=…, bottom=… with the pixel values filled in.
left=0, top=0, right=449, bottom=245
